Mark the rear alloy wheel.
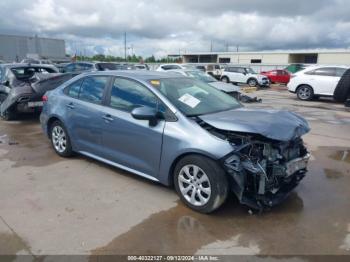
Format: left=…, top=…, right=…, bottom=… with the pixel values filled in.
left=50, top=121, right=73, bottom=157
left=247, top=78, right=258, bottom=87
left=297, top=85, right=314, bottom=101
left=174, top=155, right=228, bottom=213
left=221, top=76, right=230, bottom=83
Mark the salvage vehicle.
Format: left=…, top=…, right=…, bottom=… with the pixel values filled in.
left=0, top=63, right=74, bottom=120
left=40, top=71, right=310, bottom=213
left=156, top=64, right=187, bottom=71
left=261, top=69, right=291, bottom=84
left=62, top=62, right=129, bottom=73
left=168, top=69, right=261, bottom=103
left=221, top=66, right=270, bottom=87
left=288, top=65, right=348, bottom=100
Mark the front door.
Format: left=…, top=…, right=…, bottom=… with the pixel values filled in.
left=100, top=77, right=165, bottom=179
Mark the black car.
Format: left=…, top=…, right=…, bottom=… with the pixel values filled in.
left=0, top=64, right=74, bottom=120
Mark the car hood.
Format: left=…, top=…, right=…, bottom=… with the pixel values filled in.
left=199, top=108, right=310, bottom=141
left=208, top=81, right=240, bottom=93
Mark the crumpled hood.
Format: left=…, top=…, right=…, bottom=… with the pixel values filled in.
left=199, top=107, right=310, bottom=141
left=208, top=81, right=240, bottom=93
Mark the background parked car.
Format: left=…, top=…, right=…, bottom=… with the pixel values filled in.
left=0, top=63, right=64, bottom=120
left=261, top=69, right=291, bottom=84
left=206, top=64, right=224, bottom=79
left=167, top=69, right=261, bottom=103
left=285, top=63, right=310, bottom=73
left=135, top=64, right=149, bottom=70
left=21, top=58, right=53, bottom=65
left=62, top=62, right=136, bottom=73
left=156, top=64, right=187, bottom=71
left=221, top=66, right=270, bottom=87
left=288, top=65, right=348, bottom=100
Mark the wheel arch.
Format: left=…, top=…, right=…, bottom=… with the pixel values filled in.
left=167, top=151, right=221, bottom=187
left=247, top=77, right=258, bottom=83
left=46, top=115, right=67, bottom=138
left=296, top=84, right=314, bottom=93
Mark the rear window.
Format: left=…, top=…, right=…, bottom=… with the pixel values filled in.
left=11, top=67, right=56, bottom=79
left=96, top=63, right=121, bottom=71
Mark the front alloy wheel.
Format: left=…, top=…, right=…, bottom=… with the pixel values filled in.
left=174, top=155, right=228, bottom=213
left=178, top=165, right=211, bottom=207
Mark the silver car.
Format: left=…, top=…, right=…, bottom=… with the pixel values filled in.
left=40, top=71, right=310, bottom=213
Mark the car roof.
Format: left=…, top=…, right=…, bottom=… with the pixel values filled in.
left=81, top=70, right=182, bottom=81
left=0, top=63, right=56, bottom=69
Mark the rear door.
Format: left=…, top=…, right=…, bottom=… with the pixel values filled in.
left=308, top=67, right=338, bottom=95
left=99, top=77, right=165, bottom=178
left=63, top=75, right=111, bottom=155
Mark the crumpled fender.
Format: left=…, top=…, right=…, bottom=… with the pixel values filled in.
left=0, top=84, right=33, bottom=113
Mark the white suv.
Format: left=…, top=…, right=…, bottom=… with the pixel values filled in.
left=220, top=66, right=270, bottom=87
left=288, top=65, right=348, bottom=100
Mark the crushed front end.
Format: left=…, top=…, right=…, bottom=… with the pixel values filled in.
left=195, top=112, right=310, bottom=211
left=221, top=132, right=310, bottom=211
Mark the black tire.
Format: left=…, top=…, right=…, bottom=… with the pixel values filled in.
left=0, top=93, right=16, bottom=121
left=49, top=121, right=73, bottom=157
left=247, top=78, right=258, bottom=87
left=334, top=69, right=350, bottom=102
left=296, top=85, right=314, bottom=101
left=174, top=155, right=228, bottom=213
left=221, top=76, right=230, bottom=83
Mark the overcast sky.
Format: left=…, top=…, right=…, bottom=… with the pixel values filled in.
left=0, top=0, right=349, bottom=57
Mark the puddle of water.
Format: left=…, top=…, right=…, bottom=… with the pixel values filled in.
left=329, top=150, right=350, bottom=163
left=90, top=147, right=350, bottom=256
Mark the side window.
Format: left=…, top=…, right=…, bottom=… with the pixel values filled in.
left=66, top=79, right=83, bottom=98
left=79, top=76, right=109, bottom=104
left=336, top=68, right=347, bottom=77
left=312, top=67, right=336, bottom=77
left=109, top=78, right=158, bottom=112
left=237, top=68, right=246, bottom=74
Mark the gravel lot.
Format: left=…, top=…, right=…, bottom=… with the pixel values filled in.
left=0, top=86, right=349, bottom=259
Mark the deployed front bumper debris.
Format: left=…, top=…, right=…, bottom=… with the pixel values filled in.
left=222, top=134, right=310, bottom=211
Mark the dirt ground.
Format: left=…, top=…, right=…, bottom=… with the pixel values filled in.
left=0, top=86, right=349, bottom=260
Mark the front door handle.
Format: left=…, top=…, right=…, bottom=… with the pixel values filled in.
left=102, top=114, right=114, bottom=122
left=66, top=103, right=75, bottom=109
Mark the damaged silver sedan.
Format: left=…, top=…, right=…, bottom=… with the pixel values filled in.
left=41, top=72, right=310, bottom=213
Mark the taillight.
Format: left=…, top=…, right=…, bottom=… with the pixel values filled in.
left=42, top=95, right=48, bottom=102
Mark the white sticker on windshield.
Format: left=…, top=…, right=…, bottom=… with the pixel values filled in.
left=178, top=93, right=201, bottom=108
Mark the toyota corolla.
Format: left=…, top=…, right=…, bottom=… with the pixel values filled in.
left=40, top=71, right=310, bottom=213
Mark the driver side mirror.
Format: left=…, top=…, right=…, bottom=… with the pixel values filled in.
left=131, top=106, right=163, bottom=126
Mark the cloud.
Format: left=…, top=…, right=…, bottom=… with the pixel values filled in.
left=0, top=0, right=349, bottom=57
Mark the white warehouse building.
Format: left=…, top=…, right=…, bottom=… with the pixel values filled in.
left=0, top=34, right=66, bottom=62
left=174, top=49, right=350, bottom=66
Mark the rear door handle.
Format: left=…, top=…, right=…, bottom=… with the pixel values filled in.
left=66, top=103, right=75, bottom=109
left=102, top=114, right=114, bottom=122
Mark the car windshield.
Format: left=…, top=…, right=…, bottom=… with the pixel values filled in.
left=150, top=77, right=241, bottom=117
left=186, top=70, right=217, bottom=83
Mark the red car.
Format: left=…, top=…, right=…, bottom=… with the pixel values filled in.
left=261, top=69, right=291, bottom=84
